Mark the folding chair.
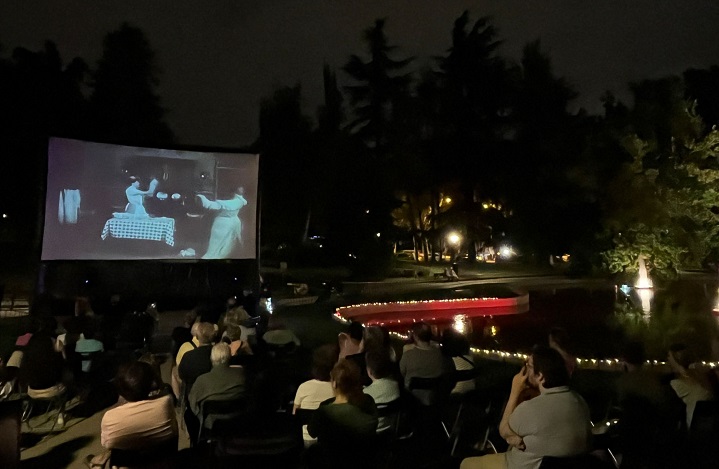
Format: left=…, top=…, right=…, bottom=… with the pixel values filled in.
left=197, top=397, right=248, bottom=444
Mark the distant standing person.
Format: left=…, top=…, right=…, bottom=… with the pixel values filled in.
left=125, top=176, right=157, bottom=217
left=197, top=187, right=248, bottom=259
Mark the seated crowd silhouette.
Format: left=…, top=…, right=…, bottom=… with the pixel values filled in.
left=1, top=297, right=718, bottom=469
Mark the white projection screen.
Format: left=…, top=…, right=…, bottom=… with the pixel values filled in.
left=41, top=138, right=259, bottom=261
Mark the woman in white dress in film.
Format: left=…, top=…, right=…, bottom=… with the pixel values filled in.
left=196, top=187, right=248, bottom=259
left=125, top=176, right=158, bottom=218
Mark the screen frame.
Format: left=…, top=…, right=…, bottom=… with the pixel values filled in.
left=40, top=137, right=261, bottom=262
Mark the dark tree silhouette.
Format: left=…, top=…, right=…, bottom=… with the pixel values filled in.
left=629, top=76, right=701, bottom=156
left=256, top=84, right=314, bottom=246
left=505, top=40, right=587, bottom=259
left=343, top=18, right=413, bottom=157
left=419, top=12, right=511, bottom=261
left=0, top=41, right=89, bottom=263
left=684, top=66, right=719, bottom=129
left=317, top=63, right=344, bottom=135
left=339, top=19, right=414, bottom=271
left=89, top=23, right=173, bottom=146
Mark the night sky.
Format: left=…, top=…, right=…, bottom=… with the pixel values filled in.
left=2, top=1, right=719, bottom=147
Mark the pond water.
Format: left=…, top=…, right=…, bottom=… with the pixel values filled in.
left=368, top=280, right=719, bottom=361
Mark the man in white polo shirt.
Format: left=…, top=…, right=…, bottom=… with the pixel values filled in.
left=461, top=346, right=592, bottom=469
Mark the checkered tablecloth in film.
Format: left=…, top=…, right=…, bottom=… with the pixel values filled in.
left=101, top=217, right=175, bottom=246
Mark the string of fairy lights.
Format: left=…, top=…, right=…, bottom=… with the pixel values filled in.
left=335, top=297, right=506, bottom=313
left=333, top=306, right=719, bottom=372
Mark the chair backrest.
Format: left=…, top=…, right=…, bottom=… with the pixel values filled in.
left=376, top=398, right=403, bottom=416
left=294, top=407, right=316, bottom=426
left=375, top=398, right=403, bottom=438
left=690, top=400, right=718, bottom=435
left=110, top=438, right=177, bottom=469
left=267, top=341, right=297, bottom=358
left=452, top=368, right=480, bottom=384
left=408, top=375, right=452, bottom=406
left=408, top=376, right=441, bottom=390
left=78, top=350, right=103, bottom=373
left=540, top=453, right=615, bottom=469
left=215, top=413, right=302, bottom=466
left=243, top=316, right=261, bottom=328
left=198, top=397, right=248, bottom=442
left=0, top=399, right=22, bottom=469
left=202, top=397, right=248, bottom=416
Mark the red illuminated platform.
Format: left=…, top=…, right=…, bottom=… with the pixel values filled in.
left=335, top=289, right=529, bottom=327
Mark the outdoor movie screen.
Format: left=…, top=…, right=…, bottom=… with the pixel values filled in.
left=41, top=138, right=259, bottom=261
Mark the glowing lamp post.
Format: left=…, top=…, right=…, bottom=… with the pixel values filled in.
left=447, top=232, right=462, bottom=263
left=447, top=232, right=461, bottom=246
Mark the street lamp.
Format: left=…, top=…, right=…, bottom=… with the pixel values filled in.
left=447, top=232, right=461, bottom=246
left=446, top=231, right=462, bottom=263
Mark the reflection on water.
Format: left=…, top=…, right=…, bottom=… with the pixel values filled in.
left=452, top=314, right=469, bottom=334
left=636, top=288, right=654, bottom=315
left=384, top=281, right=719, bottom=361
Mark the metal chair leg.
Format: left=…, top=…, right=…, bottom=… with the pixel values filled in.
left=21, top=399, right=34, bottom=426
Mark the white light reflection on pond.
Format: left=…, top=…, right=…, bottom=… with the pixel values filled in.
left=452, top=314, right=468, bottom=334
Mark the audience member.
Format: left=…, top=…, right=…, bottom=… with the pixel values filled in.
left=176, top=322, right=201, bottom=367
left=186, top=343, right=246, bottom=440
left=14, top=319, right=38, bottom=348
left=294, top=344, right=337, bottom=414
left=364, top=351, right=400, bottom=433
left=178, top=322, right=216, bottom=393
left=75, top=296, right=95, bottom=317
left=138, top=353, right=170, bottom=398
left=85, top=361, right=177, bottom=468
left=667, top=343, right=715, bottom=429
left=223, top=323, right=253, bottom=362
left=75, top=324, right=104, bottom=373
left=338, top=321, right=364, bottom=359
left=441, top=329, right=476, bottom=395
left=20, top=331, right=66, bottom=400
left=400, top=322, right=448, bottom=405
left=344, top=325, right=398, bottom=386
left=460, top=345, right=592, bottom=469
left=307, top=359, right=378, bottom=469
left=262, top=317, right=301, bottom=349
left=362, top=326, right=396, bottom=362
left=613, top=341, right=677, bottom=469
left=171, top=321, right=202, bottom=399
left=115, top=309, right=154, bottom=350
left=56, top=314, right=88, bottom=355
left=615, top=341, right=674, bottom=411
left=57, top=297, right=95, bottom=351
left=225, top=304, right=257, bottom=343
left=8, top=317, right=55, bottom=374
left=216, top=298, right=238, bottom=337
left=222, top=304, right=250, bottom=331
left=99, top=294, right=125, bottom=350
left=548, top=327, right=577, bottom=377
left=241, top=288, right=258, bottom=316
left=294, top=344, right=338, bottom=446
left=171, top=310, right=197, bottom=359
